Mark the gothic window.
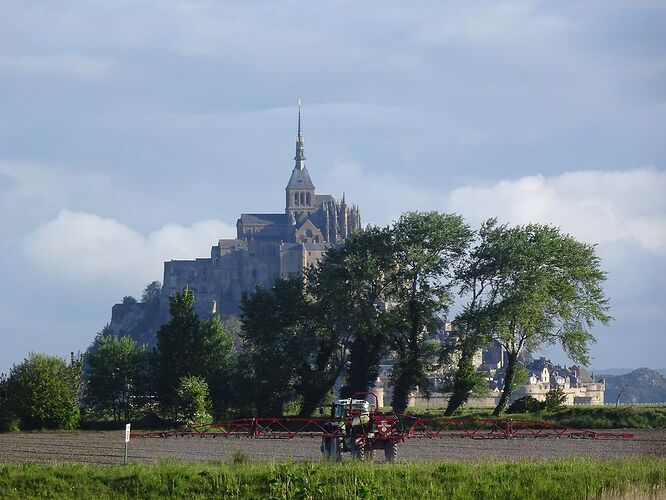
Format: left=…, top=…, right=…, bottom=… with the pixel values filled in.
left=306, top=192, right=311, bottom=206
left=299, top=192, right=305, bottom=205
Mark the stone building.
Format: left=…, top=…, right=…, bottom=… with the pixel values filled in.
left=512, top=358, right=606, bottom=405
left=160, top=103, right=361, bottom=319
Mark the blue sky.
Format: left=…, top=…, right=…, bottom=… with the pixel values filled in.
left=0, top=1, right=664, bottom=373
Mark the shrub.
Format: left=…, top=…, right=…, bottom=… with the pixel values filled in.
left=507, top=396, right=545, bottom=414
left=174, top=375, right=212, bottom=426
left=0, top=373, right=20, bottom=432
left=544, top=388, right=566, bottom=412
left=7, top=353, right=80, bottom=430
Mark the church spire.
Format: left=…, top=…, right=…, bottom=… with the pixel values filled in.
left=294, top=98, right=306, bottom=171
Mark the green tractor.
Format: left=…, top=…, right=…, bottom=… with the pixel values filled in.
left=320, top=392, right=400, bottom=462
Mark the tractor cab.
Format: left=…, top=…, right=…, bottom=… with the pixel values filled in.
left=331, top=398, right=371, bottom=419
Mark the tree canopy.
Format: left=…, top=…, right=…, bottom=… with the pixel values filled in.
left=84, top=334, right=152, bottom=423
left=455, top=220, right=610, bottom=415
left=6, top=353, right=80, bottom=430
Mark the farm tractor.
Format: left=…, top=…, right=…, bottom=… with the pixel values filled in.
left=321, top=393, right=400, bottom=462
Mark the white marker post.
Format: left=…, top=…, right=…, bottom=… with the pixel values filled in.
left=124, top=423, right=131, bottom=464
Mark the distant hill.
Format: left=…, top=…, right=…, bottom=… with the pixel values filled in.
left=597, top=368, right=666, bottom=378
left=603, top=368, right=666, bottom=404
left=596, top=368, right=636, bottom=376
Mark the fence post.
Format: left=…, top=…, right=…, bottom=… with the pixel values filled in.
left=124, top=423, right=131, bottom=464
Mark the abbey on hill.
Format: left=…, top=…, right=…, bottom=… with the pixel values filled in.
left=159, top=102, right=361, bottom=319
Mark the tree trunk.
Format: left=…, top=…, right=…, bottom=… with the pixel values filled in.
left=444, top=342, right=477, bottom=416
left=493, top=350, right=518, bottom=416
left=347, top=336, right=383, bottom=395
left=391, top=340, right=419, bottom=413
left=298, top=384, right=330, bottom=417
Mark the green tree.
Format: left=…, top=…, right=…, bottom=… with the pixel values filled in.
left=469, top=221, right=611, bottom=416
left=154, top=286, right=235, bottom=419
left=0, top=373, right=19, bottom=432
left=84, top=334, right=152, bottom=422
left=174, top=375, right=212, bottom=426
left=239, top=277, right=312, bottom=416
left=197, top=316, right=235, bottom=418
left=141, top=281, right=162, bottom=304
left=7, top=353, right=80, bottom=430
left=445, top=220, right=502, bottom=414
left=154, top=286, right=200, bottom=413
left=389, top=212, right=472, bottom=413
left=544, top=387, right=567, bottom=411
left=315, top=227, right=395, bottom=396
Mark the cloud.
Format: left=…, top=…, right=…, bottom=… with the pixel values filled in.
left=0, top=162, right=113, bottom=239
left=447, top=167, right=666, bottom=253
left=326, top=164, right=666, bottom=254
left=24, top=210, right=236, bottom=290
left=0, top=162, right=108, bottom=201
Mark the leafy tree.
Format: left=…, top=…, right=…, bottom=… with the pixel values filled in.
left=389, top=212, right=472, bottom=412
left=141, top=281, right=162, bottom=304
left=239, top=277, right=313, bottom=416
left=6, top=353, right=80, bottom=430
left=84, top=334, right=152, bottom=422
left=154, top=286, right=235, bottom=419
left=197, top=316, right=235, bottom=418
left=174, top=375, right=212, bottom=426
left=154, top=286, right=200, bottom=413
left=239, top=268, right=358, bottom=417
left=446, top=219, right=513, bottom=414
left=122, top=296, right=138, bottom=305
left=464, top=221, right=611, bottom=415
left=315, top=227, right=395, bottom=396
left=544, top=387, right=567, bottom=411
left=0, top=373, right=19, bottom=432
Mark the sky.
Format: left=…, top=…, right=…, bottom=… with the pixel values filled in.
left=0, top=0, right=664, bottom=374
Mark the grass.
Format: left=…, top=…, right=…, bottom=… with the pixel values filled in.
left=0, top=459, right=664, bottom=499
left=388, top=405, right=666, bottom=429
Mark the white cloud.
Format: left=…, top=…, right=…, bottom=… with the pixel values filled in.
left=448, top=167, right=666, bottom=253
left=325, top=164, right=666, bottom=253
left=0, top=162, right=114, bottom=239
left=24, top=210, right=236, bottom=289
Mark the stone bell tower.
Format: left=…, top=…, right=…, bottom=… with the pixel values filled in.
left=285, top=99, right=316, bottom=221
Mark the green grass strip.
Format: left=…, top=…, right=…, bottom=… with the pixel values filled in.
left=0, top=458, right=664, bottom=499
left=395, top=404, right=666, bottom=429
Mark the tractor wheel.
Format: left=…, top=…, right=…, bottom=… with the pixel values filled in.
left=384, top=441, right=398, bottom=462
left=321, top=437, right=338, bottom=461
left=335, top=438, right=343, bottom=462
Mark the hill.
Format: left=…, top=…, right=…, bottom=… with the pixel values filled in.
left=604, top=368, right=666, bottom=404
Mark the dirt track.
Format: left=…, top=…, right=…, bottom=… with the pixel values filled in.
left=0, top=429, right=664, bottom=464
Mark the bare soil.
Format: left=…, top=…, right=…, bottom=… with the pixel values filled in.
left=0, top=429, right=664, bottom=465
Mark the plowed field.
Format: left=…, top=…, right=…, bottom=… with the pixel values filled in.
left=1, top=429, right=664, bottom=464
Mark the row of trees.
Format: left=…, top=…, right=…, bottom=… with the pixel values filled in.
left=238, top=212, right=609, bottom=416
left=1, top=211, right=609, bottom=429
